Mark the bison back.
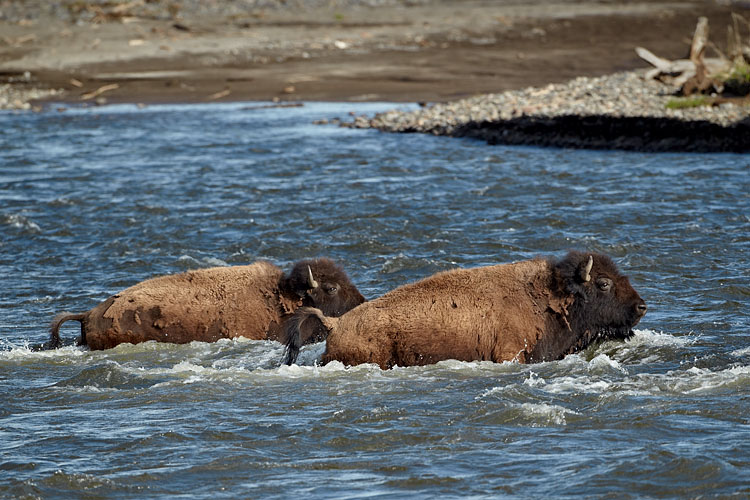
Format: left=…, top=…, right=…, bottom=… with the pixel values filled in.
left=323, top=259, right=553, bottom=368
left=83, top=262, right=291, bottom=350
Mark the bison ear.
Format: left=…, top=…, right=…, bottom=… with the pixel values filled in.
left=307, top=266, right=319, bottom=289
left=577, top=255, right=593, bottom=283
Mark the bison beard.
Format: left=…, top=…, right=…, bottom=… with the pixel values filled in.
left=283, top=251, right=646, bottom=368
left=48, top=258, right=365, bottom=350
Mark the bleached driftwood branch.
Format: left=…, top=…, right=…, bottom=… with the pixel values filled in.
left=636, top=16, right=730, bottom=94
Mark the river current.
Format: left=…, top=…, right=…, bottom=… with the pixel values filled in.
left=1, top=102, right=749, bottom=498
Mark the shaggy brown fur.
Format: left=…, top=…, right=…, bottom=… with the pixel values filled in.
left=284, top=252, right=646, bottom=368
left=50, top=258, right=365, bottom=350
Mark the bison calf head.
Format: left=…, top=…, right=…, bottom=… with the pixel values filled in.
left=553, top=251, right=647, bottom=343
left=284, top=258, right=366, bottom=317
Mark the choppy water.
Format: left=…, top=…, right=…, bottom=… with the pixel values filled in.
left=1, top=102, right=749, bottom=498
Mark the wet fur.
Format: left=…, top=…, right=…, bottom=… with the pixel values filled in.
left=282, top=307, right=334, bottom=365
left=284, top=252, right=646, bottom=368
left=49, top=312, right=86, bottom=349
left=49, top=258, right=364, bottom=350
left=283, top=259, right=366, bottom=318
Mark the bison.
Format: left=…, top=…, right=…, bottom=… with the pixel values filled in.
left=49, top=258, right=365, bottom=350
left=283, top=251, right=646, bottom=368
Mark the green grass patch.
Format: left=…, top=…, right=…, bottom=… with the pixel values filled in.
left=729, top=62, right=750, bottom=80
left=721, top=62, right=750, bottom=96
left=665, top=96, right=712, bottom=109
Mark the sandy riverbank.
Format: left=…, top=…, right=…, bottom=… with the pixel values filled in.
left=2, top=0, right=749, bottom=108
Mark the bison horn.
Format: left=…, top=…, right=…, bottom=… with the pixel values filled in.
left=307, top=265, right=319, bottom=289
left=582, top=255, right=593, bottom=282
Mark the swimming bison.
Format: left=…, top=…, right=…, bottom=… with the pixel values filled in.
left=283, top=251, right=646, bottom=368
left=50, top=258, right=365, bottom=350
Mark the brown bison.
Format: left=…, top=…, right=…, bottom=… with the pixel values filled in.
left=283, top=251, right=646, bottom=368
left=50, top=258, right=365, bottom=350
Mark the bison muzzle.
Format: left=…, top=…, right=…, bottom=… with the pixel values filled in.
left=283, top=251, right=646, bottom=368
left=49, top=258, right=365, bottom=350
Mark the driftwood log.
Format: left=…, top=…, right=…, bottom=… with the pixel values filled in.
left=637, top=16, right=728, bottom=94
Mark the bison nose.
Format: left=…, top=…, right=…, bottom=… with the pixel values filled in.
left=636, top=301, right=647, bottom=317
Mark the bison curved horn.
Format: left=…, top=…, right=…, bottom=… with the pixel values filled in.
left=582, top=255, right=593, bottom=282
left=307, top=265, right=319, bottom=289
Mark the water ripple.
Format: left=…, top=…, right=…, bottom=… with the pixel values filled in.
left=0, top=102, right=748, bottom=498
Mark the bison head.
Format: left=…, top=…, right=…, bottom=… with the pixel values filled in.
left=284, top=258, right=366, bottom=317
left=553, top=251, right=647, bottom=348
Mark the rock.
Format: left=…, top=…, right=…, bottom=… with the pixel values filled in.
left=0, top=83, right=62, bottom=110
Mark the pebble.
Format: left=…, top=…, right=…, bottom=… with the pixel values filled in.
left=341, top=70, right=750, bottom=152
left=0, top=83, right=61, bottom=110
left=0, top=0, right=430, bottom=24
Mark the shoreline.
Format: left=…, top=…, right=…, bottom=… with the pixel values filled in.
left=2, top=1, right=749, bottom=151
left=340, top=71, right=750, bottom=152
left=4, top=1, right=749, bottom=106
left=7, top=69, right=749, bottom=153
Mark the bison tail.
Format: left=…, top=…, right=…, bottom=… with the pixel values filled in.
left=48, top=312, right=86, bottom=349
left=282, top=307, right=336, bottom=366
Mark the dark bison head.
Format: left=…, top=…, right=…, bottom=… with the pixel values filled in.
left=284, top=258, right=366, bottom=317
left=553, top=251, right=647, bottom=347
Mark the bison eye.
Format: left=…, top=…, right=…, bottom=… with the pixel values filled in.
left=325, top=285, right=338, bottom=295
left=596, top=278, right=613, bottom=292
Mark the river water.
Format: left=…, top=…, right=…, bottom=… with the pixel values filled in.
left=1, top=102, right=748, bottom=498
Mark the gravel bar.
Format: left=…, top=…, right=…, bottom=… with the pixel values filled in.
left=341, top=71, right=750, bottom=152
left=0, top=72, right=61, bottom=110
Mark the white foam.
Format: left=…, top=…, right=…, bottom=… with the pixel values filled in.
left=203, top=257, right=229, bottom=267
left=627, top=328, right=696, bottom=347
left=478, top=386, right=504, bottom=399
left=102, top=356, right=247, bottom=386
left=65, top=384, right=118, bottom=393
left=171, top=360, right=211, bottom=374
left=485, top=353, right=641, bottom=398
left=591, top=329, right=697, bottom=365
left=588, top=353, right=626, bottom=373
left=538, top=352, right=625, bottom=375
left=513, top=402, right=578, bottom=426
left=670, top=364, right=750, bottom=394
left=523, top=371, right=613, bottom=395
left=1, top=213, right=41, bottom=232
left=434, top=359, right=483, bottom=371
left=261, top=359, right=385, bottom=381
left=292, top=341, right=327, bottom=366
left=0, top=342, right=86, bottom=361
left=176, top=255, right=229, bottom=268
left=426, top=359, right=520, bottom=376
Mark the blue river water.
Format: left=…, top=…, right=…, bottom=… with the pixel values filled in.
left=1, top=101, right=749, bottom=498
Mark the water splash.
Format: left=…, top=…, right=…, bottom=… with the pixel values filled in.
left=1, top=213, right=41, bottom=233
